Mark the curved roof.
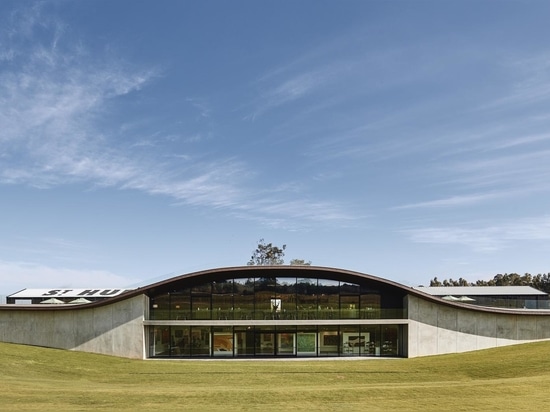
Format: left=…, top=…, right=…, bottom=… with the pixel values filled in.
left=2, top=265, right=550, bottom=316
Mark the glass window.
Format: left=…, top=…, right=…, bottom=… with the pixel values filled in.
left=213, top=280, right=233, bottom=294
left=381, top=325, right=399, bottom=356
left=213, top=327, right=234, bottom=357
left=150, top=326, right=170, bottom=356
left=255, top=277, right=276, bottom=320
left=234, top=278, right=254, bottom=320
left=255, top=327, right=275, bottom=355
left=150, top=293, right=170, bottom=320
left=318, top=326, right=339, bottom=356
left=234, top=327, right=255, bottom=356
left=340, top=295, right=359, bottom=319
left=192, top=295, right=211, bottom=320
left=191, top=281, right=212, bottom=320
left=277, top=329, right=296, bottom=356
left=171, top=291, right=190, bottom=320
left=296, top=326, right=317, bottom=356
left=340, top=282, right=360, bottom=295
left=363, top=325, right=380, bottom=356
left=212, top=280, right=233, bottom=319
left=318, top=279, right=338, bottom=320
left=297, top=278, right=317, bottom=320
left=341, top=325, right=361, bottom=356
left=146, top=273, right=405, bottom=359
left=361, top=293, right=380, bottom=319
left=380, top=292, right=405, bottom=319
left=192, top=282, right=212, bottom=294
left=171, top=326, right=190, bottom=356
left=277, top=277, right=296, bottom=320
left=190, top=326, right=210, bottom=356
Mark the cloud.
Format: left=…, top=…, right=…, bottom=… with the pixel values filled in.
left=186, top=97, right=211, bottom=118
left=477, top=54, right=550, bottom=111
left=0, top=7, right=155, bottom=188
left=402, top=215, right=550, bottom=252
left=0, top=5, right=359, bottom=229
left=393, top=192, right=505, bottom=210
left=244, top=69, right=331, bottom=120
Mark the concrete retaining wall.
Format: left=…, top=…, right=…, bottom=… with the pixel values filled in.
left=407, top=294, right=550, bottom=357
left=3, top=292, right=550, bottom=359
left=0, top=295, right=146, bottom=359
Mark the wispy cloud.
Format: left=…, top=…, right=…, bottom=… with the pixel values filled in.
left=186, top=97, right=211, bottom=119
left=479, top=54, right=550, bottom=111
left=393, top=192, right=506, bottom=210
left=244, top=69, right=332, bottom=120
left=402, top=215, right=550, bottom=252
left=0, top=6, right=356, bottom=229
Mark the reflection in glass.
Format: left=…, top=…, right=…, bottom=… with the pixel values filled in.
left=318, top=280, right=338, bottom=320
left=256, top=327, right=275, bottom=355
left=146, top=274, right=405, bottom=358
left=171, top=292, right=190, bottom=320
left=234, top=278, right=254, bottom=320
left=296, top=328, right=317, bottom=356
left=381, top=325, right=399, bottom=356
left=255, top=277, right=275, bottom=320
left=277, top=330, right=296, bottom=355
left=190, top=326, right=210, bottom=356
left=319, top=325, right=339, bottom=356
left=150, top=326, right=169, bottom=356
left=150, top=294, right=170, bottom=320
left=297, top=278, right=317, bottom=320
left=340, top=295, right=359, bottom=319
left=340, top=325, right=361, bottom=356
left=192, top=295, right=211, bottom=320
left=234, top=327, right=254, bottom=356
left=277, top=277, right=296, bottom=319
left=146, top=324, right=403, bottom=358
left=171, top=326, right=190, bottom=356
left=212, top=282, right=234, bottom=320
left=363, top=325, right=380, bottom=356
left=213, top=327, right=233, bottom=357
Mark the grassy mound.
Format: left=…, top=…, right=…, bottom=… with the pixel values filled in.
left=1, top=341, right=549, bottom=411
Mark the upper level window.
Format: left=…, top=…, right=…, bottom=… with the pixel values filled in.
left=148, top=275, right=403, bottom=320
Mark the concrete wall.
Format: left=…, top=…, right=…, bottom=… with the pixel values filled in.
left=407, top=294, right=550, bottom=357
left=4, top=292, right=550, bottom=359
left=0, top=295, right=146, bottom=359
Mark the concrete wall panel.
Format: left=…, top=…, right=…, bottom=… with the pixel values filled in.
left=0, top=295, right=146, bottom=359
left=407, top=295, right=550, bottom=357
left=535, top=317, right=550, bottom=340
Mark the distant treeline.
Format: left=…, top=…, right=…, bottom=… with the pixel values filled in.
left=429, top=273, right=550, bottom=293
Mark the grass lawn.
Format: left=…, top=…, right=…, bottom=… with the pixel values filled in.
left=1, top=341, right=549, bottom=411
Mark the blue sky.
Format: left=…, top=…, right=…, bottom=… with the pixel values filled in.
left=2, top=0, right=550, bottom=297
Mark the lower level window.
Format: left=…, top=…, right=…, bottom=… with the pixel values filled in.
left=148, top=325, right=402, bottom=358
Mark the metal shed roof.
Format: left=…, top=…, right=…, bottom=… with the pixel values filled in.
left=7, top=288, right=133, bottom=299
left=415, top=286, right=547, bottom=296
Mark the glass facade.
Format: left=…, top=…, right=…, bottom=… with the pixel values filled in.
left=147, top=274, right=406, bottom=358
left=148, top=324, right=403, bottom=358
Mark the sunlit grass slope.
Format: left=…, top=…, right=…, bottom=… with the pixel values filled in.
left=1, top=341, right=550, bottom=411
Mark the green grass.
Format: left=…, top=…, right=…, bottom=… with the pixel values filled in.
left=1, top=341, right=550, bottom=411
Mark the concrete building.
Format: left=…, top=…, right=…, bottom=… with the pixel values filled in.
left=1, top=266, right=550, bottom=359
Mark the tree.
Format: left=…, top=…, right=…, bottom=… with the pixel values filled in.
left=247, top=239, right=286, bottom=266
left=429, top=277, right=442, bottom=286
left=290, top=258, right=312, bottom=266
